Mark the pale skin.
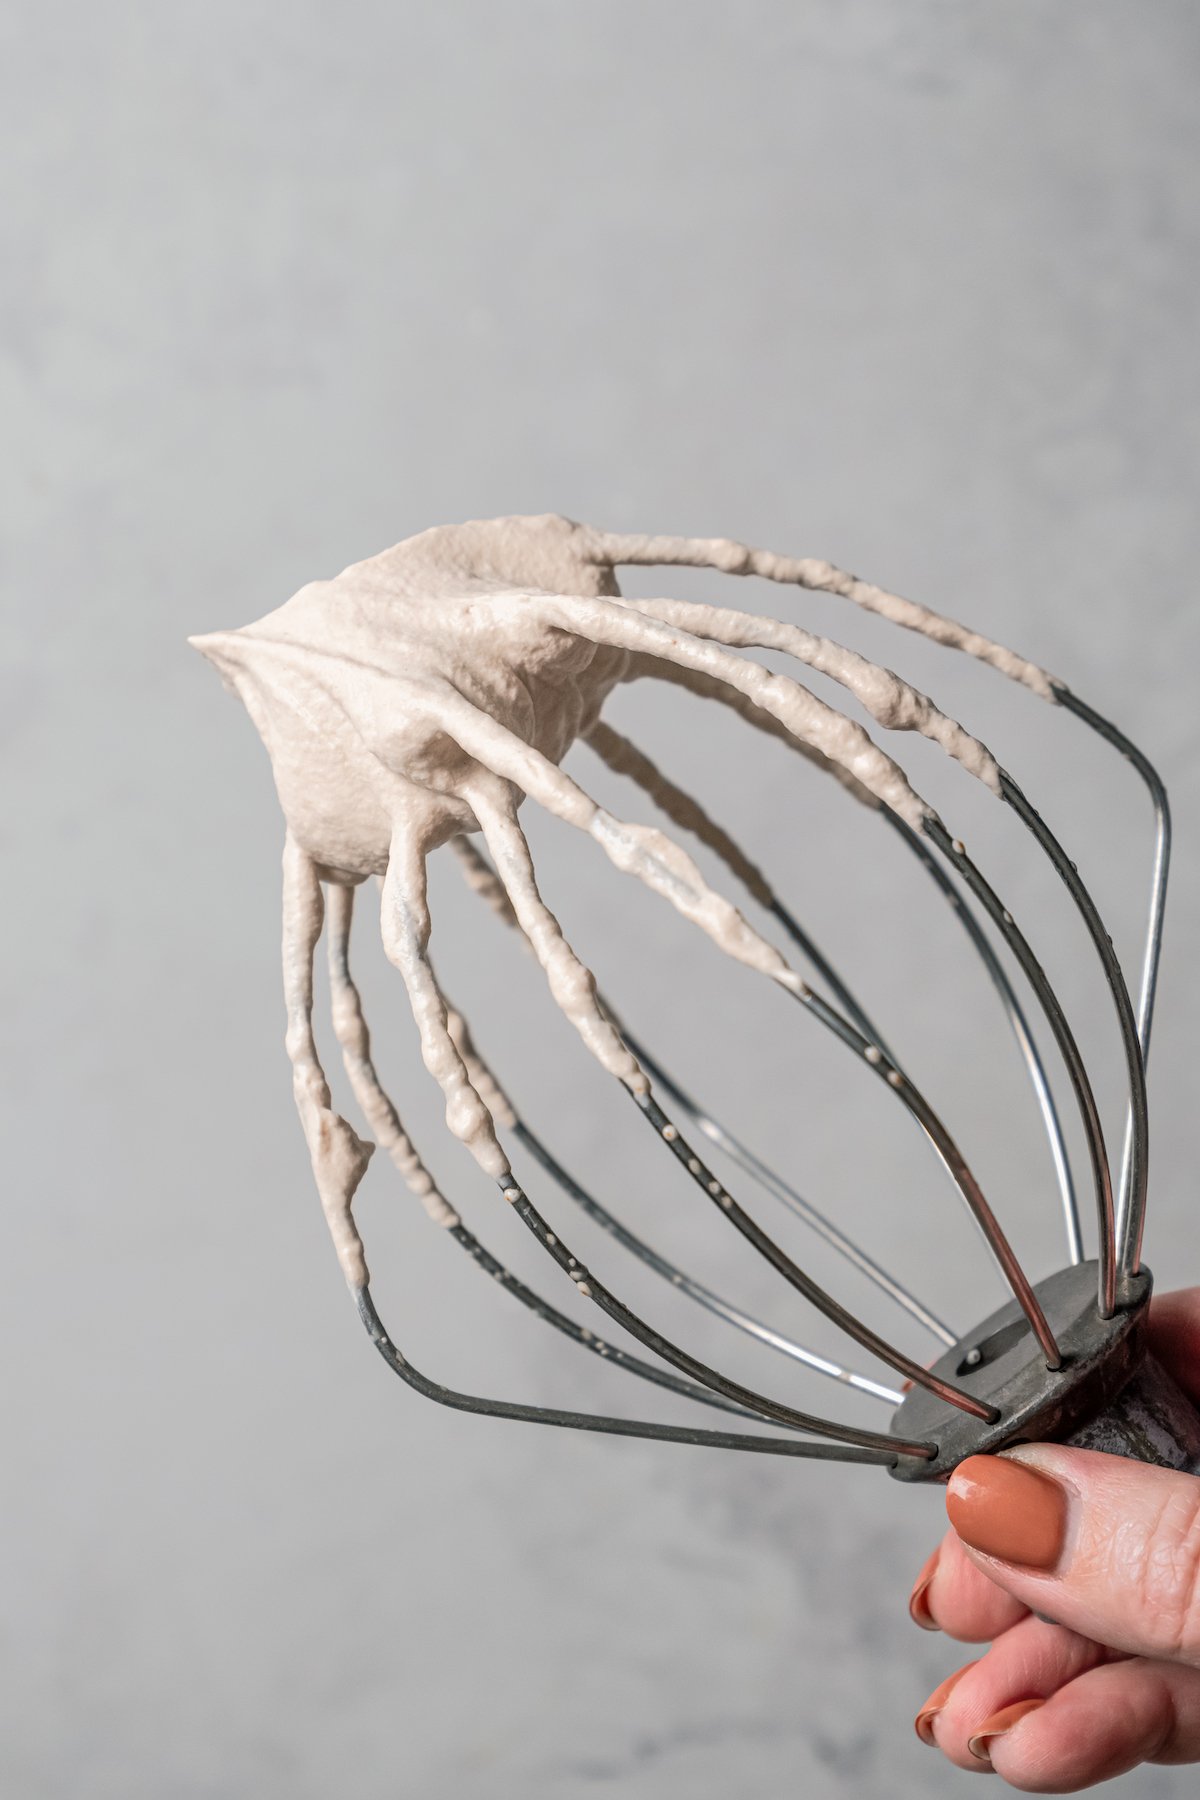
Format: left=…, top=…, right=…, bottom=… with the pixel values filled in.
left=913, top=1289, right=1200, bottom=1790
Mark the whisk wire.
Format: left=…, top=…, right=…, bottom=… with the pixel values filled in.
left=1052, top=687, right=1170, bottom=1292
left=616, top=1026, right=956, bottom=1347
left=924, top=818, right=1118, bottom=1319
left=627, top=1087, right=1002, bottom=1419
left=495, top=1166, right=938, bottom=1455
left=446, top=1220, right=799, bottom=1421
left=510, top=1118, right=904, bottom=1401
left=355, top=1286, right=919, bottom=1463
left=882, top=813, right=1082, bottom=1265
left=794, top=989, right=1062, bottom=1370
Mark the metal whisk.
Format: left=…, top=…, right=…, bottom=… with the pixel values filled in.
left=192, top=514, right=1186, bottom=1482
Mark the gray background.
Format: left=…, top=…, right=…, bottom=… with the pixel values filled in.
left=4, top=3, right=1199, bottom=1795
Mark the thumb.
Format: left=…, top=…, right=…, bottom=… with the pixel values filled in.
left=946, top=1445, right=1200, bottom=1666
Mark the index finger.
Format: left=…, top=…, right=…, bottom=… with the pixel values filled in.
left=912, top=1527, right=1029, bottom=1642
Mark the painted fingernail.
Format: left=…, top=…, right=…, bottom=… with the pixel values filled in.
left=908, top=1548, right=941, bottom=1630
left=914, top=1663, right=975, bottom=1747
left=968, top=1698, right=1045, bottom=1763
left=947, top=1455, right=1067, bottom=1569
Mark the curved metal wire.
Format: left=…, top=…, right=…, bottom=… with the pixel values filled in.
left=492, top=1166, right=939, bottom=1455
left=581, top=726, right=973, bottom=1317
left=618, top=1085, right=1003, bottom=1416
left=1054, top=686, right=1171, bottom=1290
left=881, top=811, right=1082, bottom=1264
left=923, top=817, right=1117, bottom=1316
left=595, top=529, right=1170, bottom=1300
left=450, top=846, right=997, bottom=1384
left=583, top=722, right=1054, bottom=1298
left=450, top=841, right=1046, bottom=1392
left=592, top=526, right=1171, bottom=1292
left=584, top=726, right=1081, bottom=1298
left=761, top=895, right=1014, bottom=1286
left=616, top=1026, right=955, bottom=1348
left=326, top=870, right=916, bottom=1440
left=354, top=1285, right=911, bottom=1463
left=998, top=775, right=1147, bottom=1317
left=783, top=989, right=1061, bottom=1369
left=433, top=646, right=1170, bottom=1435
left=511, top=1119, right=904, bottom=1402
left=444, top=1220, right=818, bottom=1421
left=324, top=877, right=838, bottom=1427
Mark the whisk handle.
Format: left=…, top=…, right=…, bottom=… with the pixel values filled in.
left=1067, top=1354, right=1200, bottom=1475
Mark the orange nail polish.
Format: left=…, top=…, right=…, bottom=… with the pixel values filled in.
left=908, top=1547, right=940, bottom=1631
left=947, top=1455, right=1067, bottom=1569
left=914, top=1663, right=975, bottom=1747
left=968, top=1698, right=1045, bottom=1763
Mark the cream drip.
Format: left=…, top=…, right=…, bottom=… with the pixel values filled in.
left=586, top=720, right=776, bottom=911
left=580, top=528, right=1059, bottom=700
left=620, top=597, right=1003, bottom=793
left=281, top=834, right=374, bottom=1285
left=195, top=513, right=1041, bottom=1283
left=326, top=882, right=459, bottom=1230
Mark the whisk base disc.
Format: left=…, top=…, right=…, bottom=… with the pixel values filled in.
left=888, top=1260, right=1152, bottom=1483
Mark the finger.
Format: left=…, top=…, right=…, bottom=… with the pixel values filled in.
left=945, top=1445, right=1200, bottom=1666
left=982, top=1659, right=1200, bottom=1790
left=919, top=1610, right=1116, bottom=1770
left=1147, top=1288, right=1200, bottom=1405
left=910, top=1528, right=1029, bottom=1641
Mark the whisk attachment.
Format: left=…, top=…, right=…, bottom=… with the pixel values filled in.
left=195, top=514, right=1179, bottom=1481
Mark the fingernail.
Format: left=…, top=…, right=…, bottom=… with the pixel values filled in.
left=914, top=1663, right=974, bottom=1747
left=946, top=1454, right=1067, bottom=1569
left=908, top=1548, right=941, bottom=1630
left=968, top=1698, right=1045, bottom=1763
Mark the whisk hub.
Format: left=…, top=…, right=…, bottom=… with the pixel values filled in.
left=889, top=1260, right=1152, bottom=1482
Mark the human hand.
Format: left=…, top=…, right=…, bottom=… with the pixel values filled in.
left=908, top=1288, right=1200, bottom=1789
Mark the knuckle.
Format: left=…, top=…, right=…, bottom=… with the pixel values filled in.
left=1134, top=1480, right=1200, bottom=1660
